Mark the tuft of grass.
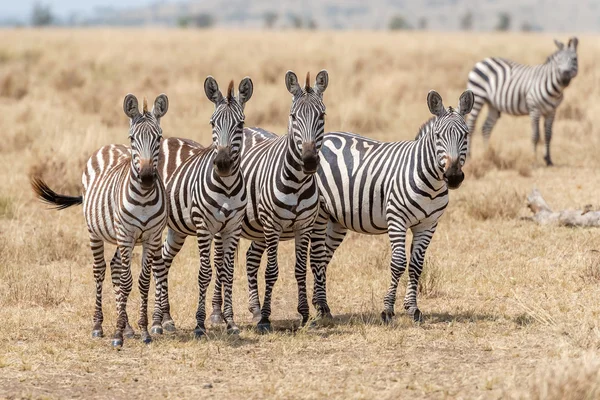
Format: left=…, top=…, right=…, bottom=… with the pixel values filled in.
left=529, top=355, right=600, bottom=400
left=54, top=68, right=85, bottom=91
left=418, top=257, right=445, bottom=298
left=579, top=251, right=600, bottom=284
left=0, top=69, right=28, bottom=99
left=0, top=196, right=14, bottom=219
left=464, top=188, right=523, bottom=221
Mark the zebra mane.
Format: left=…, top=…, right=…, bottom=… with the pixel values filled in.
left=227, top=80, right=234, bottom=102
left=142, top=97, right=148, bottom=113
left=414, top=115, right=438, bottom=140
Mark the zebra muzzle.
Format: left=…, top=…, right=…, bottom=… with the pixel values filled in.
left=214, top=146, right=233, bottom=177
left=443, top=162, right=464, bottom=190
left=139, top=163, right=156, bottom=189
left=301, top=142, right=319, bottom=174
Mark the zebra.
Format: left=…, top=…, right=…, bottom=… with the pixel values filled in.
left=31, top=94, right=169, bottom=347
left=209, top=70, right=328, bottom=332
left=151, top=77, right=253, bottom=338
left=308, top=90, right=474, bottom=323
left=466, top=37, right=579, bottom=166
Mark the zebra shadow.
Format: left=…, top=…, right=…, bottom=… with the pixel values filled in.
left=156, top=329, right=260, bottom=347
left=425, top=311, right=499, bottom=324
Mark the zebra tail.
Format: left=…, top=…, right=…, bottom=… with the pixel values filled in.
left=30, top=176, right=83, bottom=210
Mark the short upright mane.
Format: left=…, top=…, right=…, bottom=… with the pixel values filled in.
left=414, top=116, right=438, bottom=140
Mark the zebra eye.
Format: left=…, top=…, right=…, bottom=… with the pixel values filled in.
left=209, top=120, right=215, bottom=127
left=290, top=114, right=297, bottom=121
left=238, top=120, right=245, bottom=127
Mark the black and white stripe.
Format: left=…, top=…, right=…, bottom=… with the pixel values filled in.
left=211, top=70, right=329, bottom=331
left=152, top=77, right=253, bottom=337
left=467, top=37, right=579, bottom=166
left=309, top=90, right=474, bottom=323
left=31, top=94, right=169, bottom=347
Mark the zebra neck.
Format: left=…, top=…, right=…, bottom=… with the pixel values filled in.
left=126, top=165, right=157, bottom=197
left=416, top=133, right=446, bottom=189
left=210, top=163, right=242, bottom=187
left=548, top=62, right=569, bottom=91
left=283, top=133, right=312, bottom=183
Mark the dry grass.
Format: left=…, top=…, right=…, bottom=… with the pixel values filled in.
left=2, top=29, right=600, bottom=399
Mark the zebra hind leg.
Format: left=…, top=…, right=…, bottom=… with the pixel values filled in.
left=90, top=237, right=107, bottom=338
left=482, top=107, right=500, bottom=150
left=381, top=226, right=407, bottom=324
left=193, top=231, right=213, bottom=339
left=159, top=229, right=187, bottom=333
left=109, top=249, right=135, bottom=338
left=220, top=230, right=242, bottom=335
left=294, top=230, right=311, bottom=326
left=257, top=227, right=281, bottom=333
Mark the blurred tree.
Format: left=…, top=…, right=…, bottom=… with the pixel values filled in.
left=31, top=2, right=53, bottom=26
left=460, top=12, right=473, bottom=30
left=306, top=18, right=317, bottom=30
left=495, top=12, right=511, bottom=31
left=177, top=16, right=190, bottom=28
left=288, top=13, right=303, bottom=29
left=264, top=11, right=278, bottom=29
left=521, top=21, right=533, bottom=32
left=389, top=15, right=412, bottom=30
left=418, top=17, right=428, bottom=30
left=192, top=14, right=214, bottom=28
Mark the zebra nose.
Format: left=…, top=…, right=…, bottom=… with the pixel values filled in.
left=139, top=160, right=155, bottom=189
left=301, top=142, right=319, bottom=174
left=443, top=161, right=464, bottom=189
left=214, top=146, right=233, bottom=177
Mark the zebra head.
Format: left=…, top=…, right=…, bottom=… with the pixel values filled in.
left=286, top=70, right=328, bottom=174
left=551, top=37, right=578, bottom=86
left=427, top=90, right=474, bottom=190
left=205, top=76, right=253, bottom=177
left=123, top=94, right=168, bottom=190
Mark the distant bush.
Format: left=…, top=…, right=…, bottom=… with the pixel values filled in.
left=389, top=15, right=412, bottom=30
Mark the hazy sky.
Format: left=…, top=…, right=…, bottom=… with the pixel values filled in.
left=1, top=0, right=161, bottom=19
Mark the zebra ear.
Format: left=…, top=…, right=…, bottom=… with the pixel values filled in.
left=285, top=71, right=302, bottom=97
left=554, top=39, right=565, bottom=50
left=458, top=90, right=474, bottom=116
left=568, top=37, right=579, bottom=51
left=204, top=76, right=223, bottom=105
left=314, top=70, right=329, bottom=95
left=152, top=94, right=169, bottom=120
left=123, top=94, right=140, bottom=119
left=238, top=77, right=253, bottom=108
left=427, top=90, right=445, bottom=117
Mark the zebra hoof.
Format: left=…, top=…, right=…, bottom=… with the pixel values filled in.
left=91, top=329, right=104, bottom=338
left=256, top=321, right=272, bottom=334
left=227, top=324, right=240, bottom=336
left=150, top=325, right=163, bottom=335
left=300, top=315, right=311, bottom=327
left=210, top=312, right=225, bottom=325
left=249, top=307, right=262, bottom=323
left=141, top=333, right=152, bottom=344
left=381, top=310, right=395, bottom=324
left=410, top=308, right=423, bottom=323
left=193, top=327, right=207, bottom=339
left=124, top=326, right=135, bottom=339
left=111, top=338, right=124, bottom=348
left=162, top=320, right=176, bottom=333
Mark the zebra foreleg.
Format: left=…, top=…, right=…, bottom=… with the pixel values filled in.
left=529, top=110, right=541, bottom=161
left=158, top=228, right=187, bottom=333
left=543, top=112, right=555, bottom=166
left=209, top=234, right=225, bottom=326
left=482, top=107, right=500, bottom=150
left=403, top=224, right=436, bottom=322
left=112, top=244, right=134, bottom=348
left=193, top=231, right=213, bottom=339
left=294, top=229, right=311, bottom=326
left=219, top=229, right=242, bottom=335
left=382, top=226, right=407, bottom=324
left=109, top=249, right=134, bottom=338
left=257, top=225, right=282, bottom=333
left=90, top=237, right=107, bottom=338
left=137, top=236, right=162, bottom=344
left=246, top=240, right=267, bottom=323
left=309, top=213, right=346, bottom=319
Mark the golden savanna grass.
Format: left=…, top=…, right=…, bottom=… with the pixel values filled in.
left=1, top=29, right=600, bottom=399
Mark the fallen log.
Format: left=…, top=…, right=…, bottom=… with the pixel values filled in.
left=526, top=189, right=600, bottom=227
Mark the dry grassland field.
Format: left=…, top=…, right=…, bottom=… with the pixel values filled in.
left=1, top=29, right=600, bottom=399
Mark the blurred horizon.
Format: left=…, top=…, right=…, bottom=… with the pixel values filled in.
left=2, top=0, right=599, bottom=32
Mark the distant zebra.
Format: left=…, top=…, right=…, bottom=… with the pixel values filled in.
left=309, top=90, right=474, bottom=323
left=152, top=77, right=253, bottom=338
left=31, top=94, right=169, bottom=347
left=210, top=70, right=328, bottom=331
left=467, top=37, right=579, bottom=166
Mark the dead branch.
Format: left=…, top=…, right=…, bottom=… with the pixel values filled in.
left=526, top=189, right=600, bottom=227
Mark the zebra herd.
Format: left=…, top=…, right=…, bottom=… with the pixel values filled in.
left=31, top=37, right=579, bottom=347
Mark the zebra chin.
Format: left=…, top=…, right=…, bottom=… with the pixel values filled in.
left=213, top=147, right=234, bottom=177
left=139, top=165, right=157, bottom=190
left=443, top=171, right=464, bottom=190
left=301, top=155, right=319, bottom=174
